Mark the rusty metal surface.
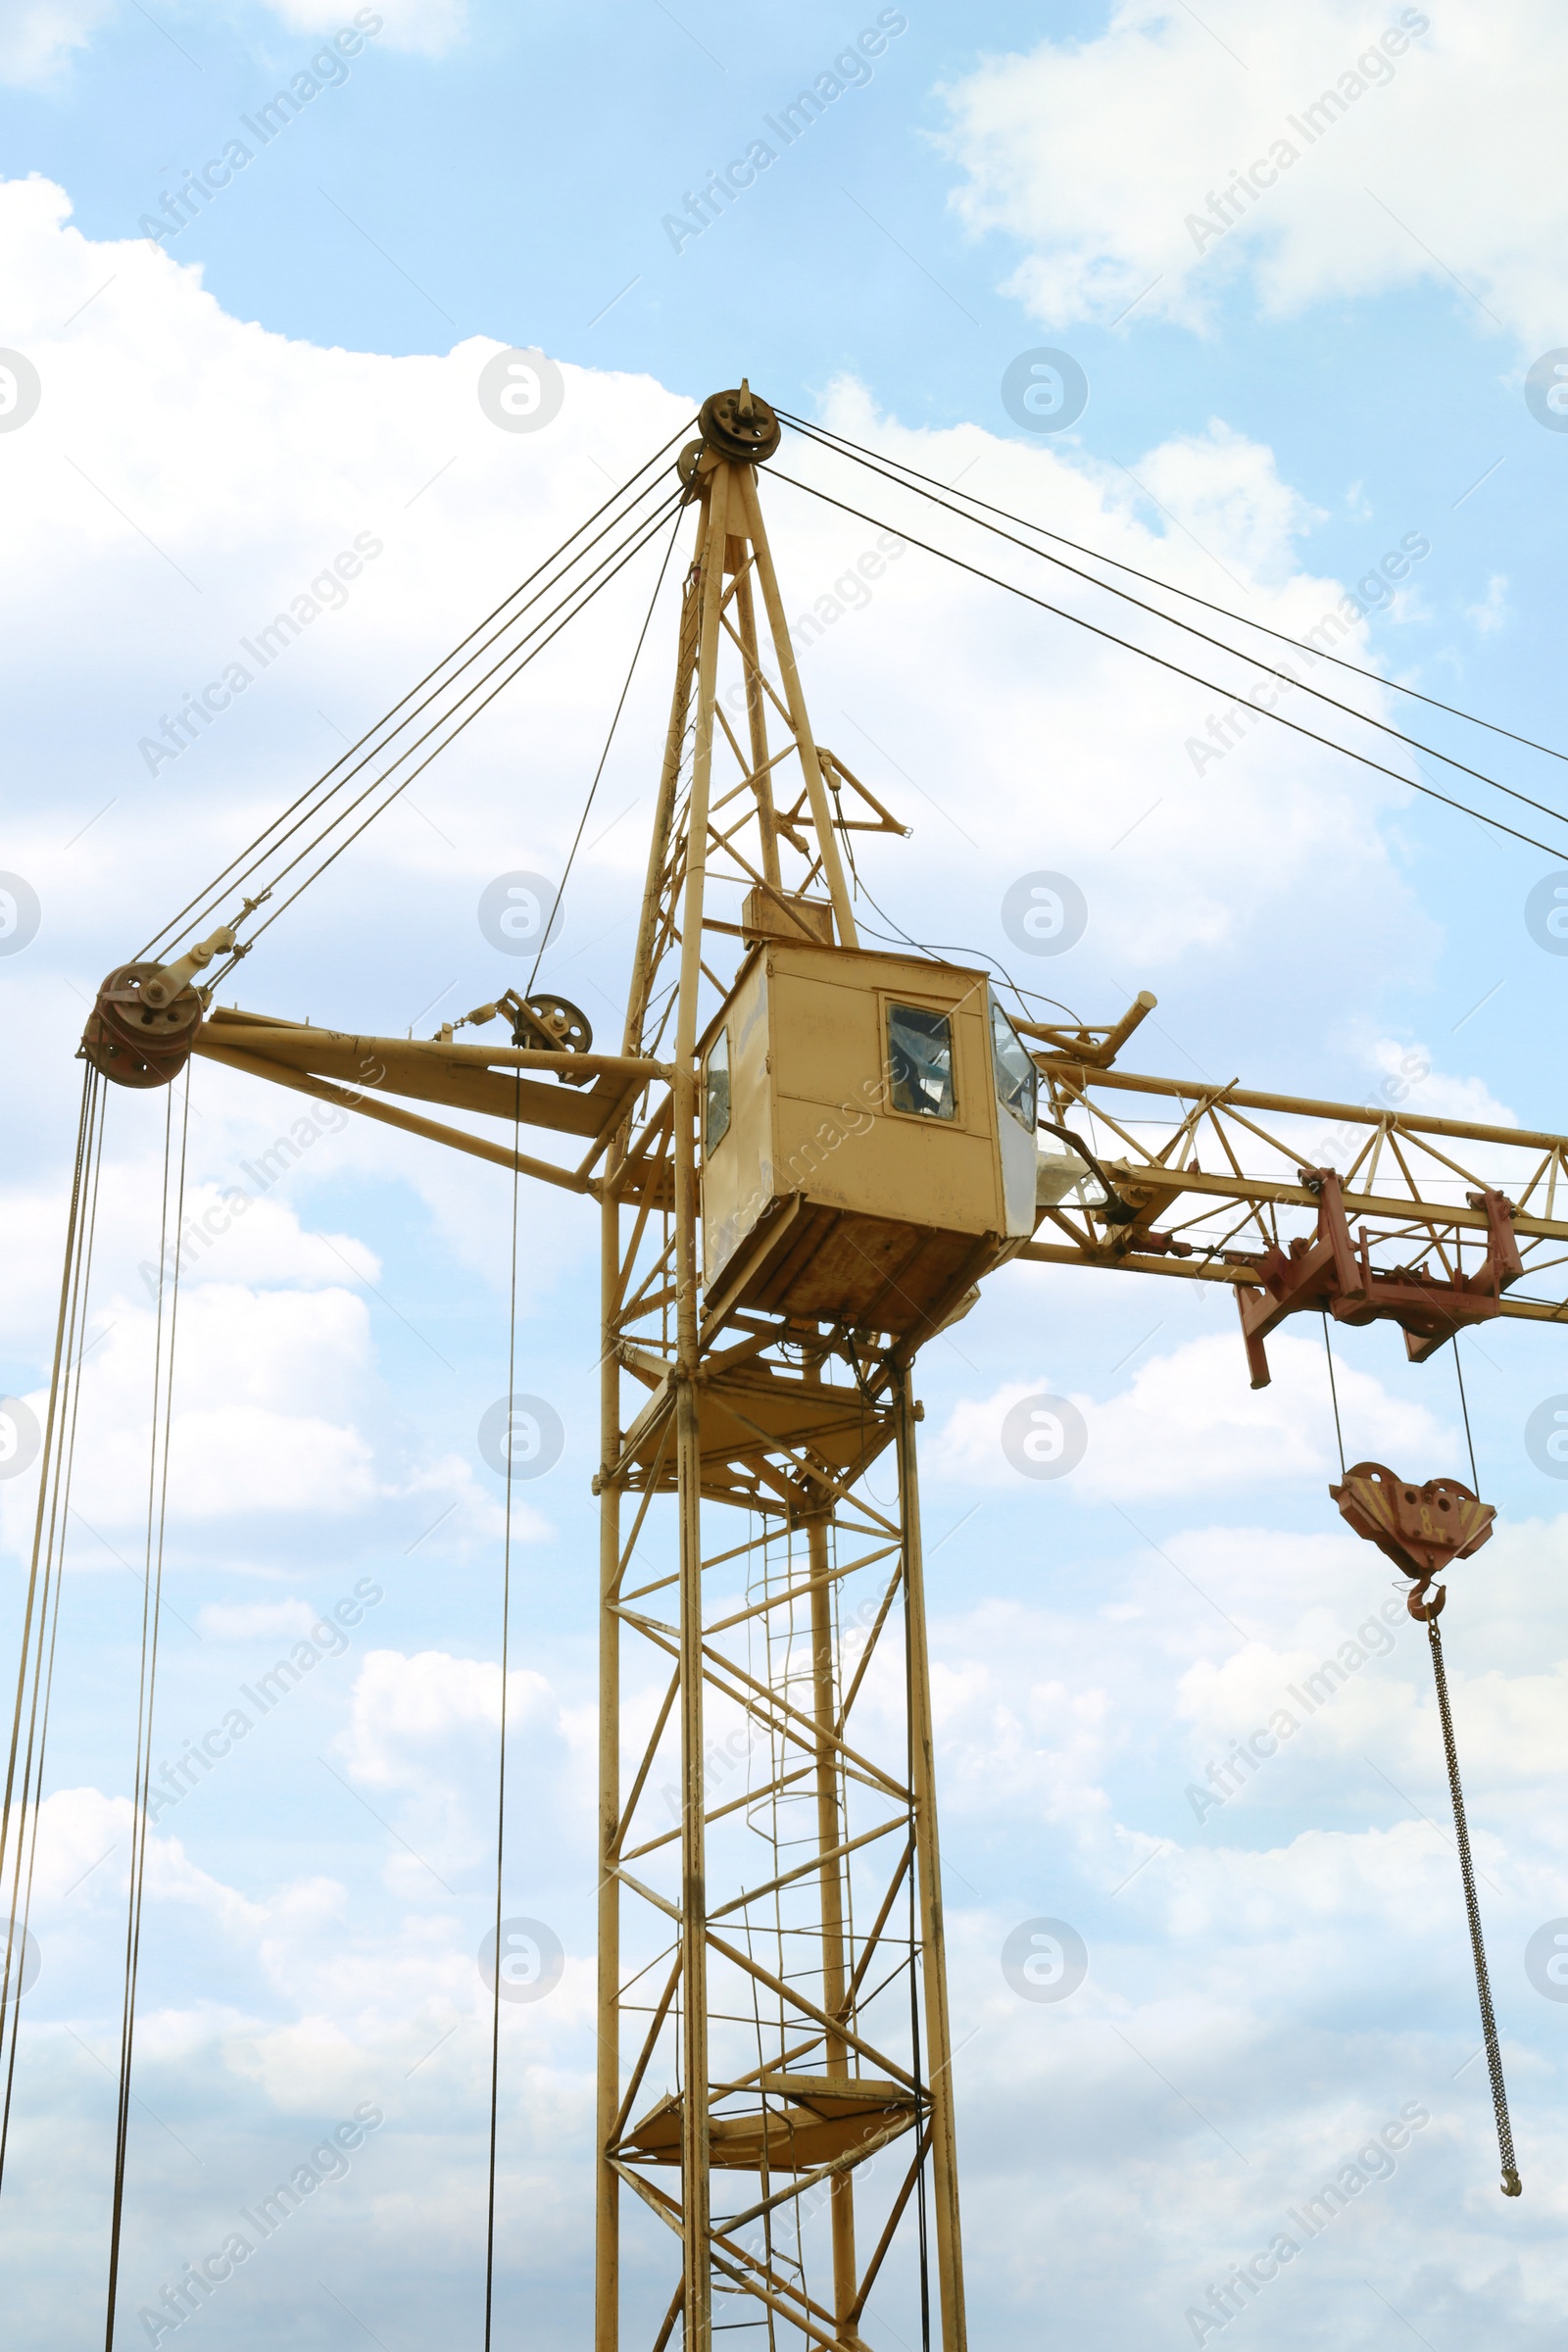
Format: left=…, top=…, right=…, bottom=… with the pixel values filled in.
left=1329, top=1461, right=1495, bottom=1618
left=80, top=962, right=203, bottom=1089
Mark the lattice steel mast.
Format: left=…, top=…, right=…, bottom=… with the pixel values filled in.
left=592, top=390, right=967, bottom=2351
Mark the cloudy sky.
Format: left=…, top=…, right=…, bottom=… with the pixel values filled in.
left=3, top=1, right=1568, bottom=2345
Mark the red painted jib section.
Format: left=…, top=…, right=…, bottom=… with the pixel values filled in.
left=1232, top=1167, right=1522, bottom=1390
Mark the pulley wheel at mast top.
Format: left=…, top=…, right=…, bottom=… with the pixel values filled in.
left=696, top=380, right=781, bottom=465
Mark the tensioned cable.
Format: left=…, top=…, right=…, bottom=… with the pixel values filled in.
left=778, top=411, right=1568, bottom=772
left=1427, top=1617, right=1521, bottom=2197
left=1321, top=1313, right=1347, bottom=1480
left=1453, top=1342, right=1480, bottom=1491
left=847, top=875, right=1083, bottom=1030
left=139, top=421, right=697, bottom=965
left=0, top=1087, right=107, bottom=2182
left=214, top=488, right=686, bottom=983
left=142, top=456, right=686, bottom=964
left=0, top=1074, right=100, bottom=1927
left=483, top=1073, right=523, bottom=2352
left=767, top=467, right=1568, bottom=862
left=1323, top=1348, right=1517, bottom=2197
left=0, top=1082, right=94, bottom=2007
left=104, top=1069, right=191, bottom=2350
left=0, top=1069, right=107, bottom=2193
left=221, top=481, right=685, bottom=937
left=524, top=501, right=688, bottom=1001
left=781, top=422, right=1568, bottom=836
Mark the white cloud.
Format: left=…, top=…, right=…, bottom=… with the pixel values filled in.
left=0, top=172, right=1438, bottom=1066
left=1467, top=572, right=1511, bottom=635
left=330, top=1647, right=596, bottom=1882
left=336, top=1646, right=591, bottom=1788
left=0, top=0, right=115, bottom=84
left=24, top=1786, right=268, bottom=1933
left=931, top=1331, right=1446, bottom=1500
left=0, top=1282, right=384, bottom=1546
left=260, top=0, right=469, bottom=57
left=1367, top=1037, right=1516, bottom=1128
left=0, top=1164, right=380, bottom=1381
left=939, top=1, right=1568, bottom=349
left=0, top=0, right=466, bottom=85
left=171, top=1401, right=378, bottom=1514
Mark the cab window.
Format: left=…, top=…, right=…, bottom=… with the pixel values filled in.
left=990, top=1001, right=1038, bottom=1131
left=888, top=1003, right=956, bottom=1120
left=704, top=1027, right=731, bottom=1153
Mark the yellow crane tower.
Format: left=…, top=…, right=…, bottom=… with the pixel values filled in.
left=9, top=383, right=1565, bottom=2347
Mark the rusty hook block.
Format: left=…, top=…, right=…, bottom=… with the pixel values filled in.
left=1328, top=1461, right=1494, bottom=1620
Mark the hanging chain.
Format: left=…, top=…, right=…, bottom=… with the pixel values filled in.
left=1425, top=1615, right=1521, bottom=2197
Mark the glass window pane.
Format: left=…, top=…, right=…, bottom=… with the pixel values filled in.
left=887, top=1003, right=956, bottom=1120
left=990, top=1000, right=1038, bottom=1131
left=705, top=1027, right=731, bottom=1153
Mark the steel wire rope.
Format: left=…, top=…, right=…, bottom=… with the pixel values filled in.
left=1321, top=1313, right=1347, bottom=1479
left=210, top=487, right=684, bottom=973
left=1437, top=1338, right=1516, bottom=2191
left=483, top=1074, right=523, bottom=2351
left=1319, top=1337, right=1519, bottom=2197
left=197, top=475, right=685, bottom=961
left=138, top=423, right=697, bottom=964
left=0, top=1073, right=100, bottom=1918
left=0, top=1070, right=107, bottom=2190
left=777, top=411, right=1568, bottom=772
left=778, top=435, right=1568, bottom=837
left=213, top=490, right=687, bottom=984
left=104, top=1067, right=191, bottom=2351
left=1427, top=1619, right=1521, bottom=2197
left=1453, top=1340, right=1480, bottom=1490
left=0, top=1076, right=108, bottom=2194
left=842, top=872, right=1086, bottom=1041
left=0, top=1080, right=95, bottom=1998
left=765, top=467, right=1568, bottom=862
left=523, top=502, right=688, bottom=1002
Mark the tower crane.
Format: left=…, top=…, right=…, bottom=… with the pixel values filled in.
left=7, top=382, right=1563, bottom=2348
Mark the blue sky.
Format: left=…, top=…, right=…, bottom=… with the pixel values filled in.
left=4, top=2, right=1568, bottom=2346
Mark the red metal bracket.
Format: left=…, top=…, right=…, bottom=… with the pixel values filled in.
left=1235, top=1170, right=1521, bottom=1389
left=1328, top=1460, right=1494, bottom=1619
